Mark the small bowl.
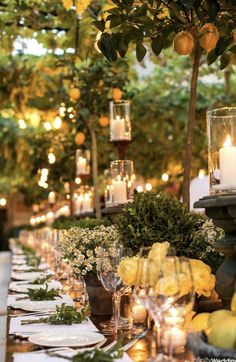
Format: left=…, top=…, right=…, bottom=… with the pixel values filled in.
left=188, top=332, right=236, bottom=359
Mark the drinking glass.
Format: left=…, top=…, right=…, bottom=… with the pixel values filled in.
left=98, top=244, right=131, bottom=335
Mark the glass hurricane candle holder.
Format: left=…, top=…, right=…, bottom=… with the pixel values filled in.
left=81, top=187, right=94, bottom=214
left=207, top=107, right=236, bottom=194
left=111, top=160, right=134, bottom=205
left=76, top=149, right=90, bottom=176
left=110, top=100, right=131, bottom=142
left=104, top=169, right=114, bottom=207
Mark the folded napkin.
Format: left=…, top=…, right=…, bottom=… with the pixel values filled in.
left=9, top=280, right=62, bottom=293
left=12, top=263, right=49, bottom=271
left=7, top=293, right=74, bottom=310
left=9, top=314, right=99, bottom=335
left=13, top=350, right=133, bottom=362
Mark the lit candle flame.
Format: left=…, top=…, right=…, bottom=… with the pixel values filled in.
left=224, top=135, right=232, bottom=148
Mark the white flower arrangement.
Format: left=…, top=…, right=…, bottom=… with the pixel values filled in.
left=56, top=225, right=120, bottom=276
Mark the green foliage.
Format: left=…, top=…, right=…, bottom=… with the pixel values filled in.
left=22, top=303, right=89, bottom=325
left=24, top=284, right=62, bottom=301
left=95, top=0, right=236, bottom=67
left=31, top=275, right=52, bottom=284
left=52, top=216, right=112, bottom=229
left=116, top=192, right=223, bottom=271
left=71, top=341, right=124, bottom=362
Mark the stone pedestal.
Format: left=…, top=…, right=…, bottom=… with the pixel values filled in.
left=194, top=194, right=236, bottom=307
left=194, top=195, right=236, bottom=307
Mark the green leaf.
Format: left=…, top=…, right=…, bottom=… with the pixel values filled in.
left=117, top=36, right=129, bottom=57
left=136, top=42, right=147, bottom=62
left=215, top=37, right=232, bottom=56
left=133, top=4, right=148, bottom=17
left=207, top=50, right=218, bottom=65
left=205, top=0, right=220, bottom=20
left=98, top=33, right=118, bottom=62
left=107, top=14, right=121, bottom=28
left=92, top=20, right=105, bottom=32
left=229, top=45, right=236, bottom=53
left=220, top=52, right=230, bottom=70
left=151, top=34, right=163, bottom=56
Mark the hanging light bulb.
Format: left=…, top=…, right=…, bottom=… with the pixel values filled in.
left=48, top=152, right=56, bottom=164
left=0, top=198, right=7, bottom=206
left=145, top=183, right=152, bottom=191
left=137, top=185, right=143, bottom=193
left=53, top=116, right=62, bottom=129
left=75, top=177, right=81, bottom=185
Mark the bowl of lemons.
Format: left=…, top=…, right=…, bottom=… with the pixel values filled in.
left=188, top=293, right=236, bottom=359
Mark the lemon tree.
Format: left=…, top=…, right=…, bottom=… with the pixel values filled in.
left=94, top=0, right=236, bottom=209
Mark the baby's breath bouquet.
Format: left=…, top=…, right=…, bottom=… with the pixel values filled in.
left=56, top=225, right=120, bottom=276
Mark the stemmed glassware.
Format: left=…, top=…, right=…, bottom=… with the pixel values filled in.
left=133, top=246, right=194, bottom=361
left=98, top=243, right=132, bottom=335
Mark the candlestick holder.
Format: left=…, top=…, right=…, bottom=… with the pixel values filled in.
left=110, top=100, right=132, bottom=160
left=110, top=160, right=134, bottom=206
left=207, top=107, right=236, bottom=194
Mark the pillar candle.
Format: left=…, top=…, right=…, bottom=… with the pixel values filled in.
left=77, top=157, right=87, bottom=175
left=113, top=178, right=127, bottom=204
left=111, top=116, right=126, bottom=140
left=219, top=135, right=236, bottom=185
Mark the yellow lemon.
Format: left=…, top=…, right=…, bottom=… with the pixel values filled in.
left=207, top=318, right=236, bottom=350
left=74, top=132, right=85, bottom=145
left=173, top=31, right=194, bottom=55
left=189, top=313, right=210, bottom=333
left=112, top=88, right=122, bottom=100
left=99, top=116, right=109, bottom=127
left=62, top=0, right=72, bottom=10
left=199, top=23, right=219, bottom=52
left=69, top=88, right=81, bottom=101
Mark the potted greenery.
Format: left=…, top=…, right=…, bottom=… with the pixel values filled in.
left=56, top=224, right=120, bottom=315
left=115, top=192, right=223, bottom=273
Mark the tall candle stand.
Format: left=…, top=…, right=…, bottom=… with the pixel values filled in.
left=194, top=107, right=236, bottom=307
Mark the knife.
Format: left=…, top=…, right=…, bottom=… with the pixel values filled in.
left=121, top=329, right=149, bottom=351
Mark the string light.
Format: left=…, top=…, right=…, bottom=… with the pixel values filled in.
left=145, top=183, right=152, bottom=191
left=53, top=116, right=62, bottom=129
left=59, top=106, right=66, bottom=117
left=18, top=119, right=27, bottom=129
left=48, top=152, right=56, bottom=164
left=75, top=177, right=81, bottom=184
left=162, top=173, right=169, bottom=182
left=44, top=121, right=52, bottom=131
left=137, top=185, right=143, bottom=193
left=0, top=198, right=7, bottom=206
left=67, top=107, right=74, bottom=113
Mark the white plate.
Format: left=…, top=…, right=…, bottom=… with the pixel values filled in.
left=10, top=298, right=74, bottom=312
left=9, top=281, right=62, bottom=293
left=11, top=272, right=49, bottom=281
left=28, top=330, right=105, bottom=347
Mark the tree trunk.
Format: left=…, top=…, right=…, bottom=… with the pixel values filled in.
left=88, top=125, right=101, bottom=219
left=69, top=181, right=74, bottom=216
left=182, top=42, right=201, bottom=210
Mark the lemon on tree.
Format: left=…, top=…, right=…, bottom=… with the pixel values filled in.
left=173, top=31, right=194, bottom=56
left=112, top=88, right=122, bottom=100
left=69, top=88, right=81, bottom=101
left=199, top=23, right=219, bottom=52
left=75, top=132, right=85, bottom=145
left=99, top=116, right=109, bottom=127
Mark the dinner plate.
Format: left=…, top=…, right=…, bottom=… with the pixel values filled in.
left=11, top=271, right=50, bottom=281
left=10, top=298, right=74, bottom=312
left=9, top=280, right=62, bottom=293
left=28, top=330, right=105, bottom=347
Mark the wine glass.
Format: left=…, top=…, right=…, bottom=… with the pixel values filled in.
left=98, top=243, right=131, bottom=335
left=161, top=257, right=195, bottom=360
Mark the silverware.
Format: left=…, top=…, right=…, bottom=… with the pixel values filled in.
left=121, top=329, right=149, bottom=351
left=102, top=340, right=117, bottom=352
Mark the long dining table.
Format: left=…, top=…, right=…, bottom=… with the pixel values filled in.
left=1, top=251, right=193, bottom=362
